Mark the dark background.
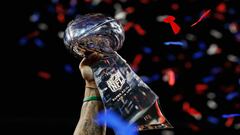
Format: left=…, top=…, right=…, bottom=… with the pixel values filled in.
left=2, top=0, right=240, bottom=135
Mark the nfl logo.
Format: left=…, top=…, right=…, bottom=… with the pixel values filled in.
left=106, top=71, right=125, bottom=92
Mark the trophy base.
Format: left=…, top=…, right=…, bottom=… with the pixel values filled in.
left=136, top=101, right=173, bottom=131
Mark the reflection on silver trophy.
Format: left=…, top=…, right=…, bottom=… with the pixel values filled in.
left=63, top=13, right=172, bottom=130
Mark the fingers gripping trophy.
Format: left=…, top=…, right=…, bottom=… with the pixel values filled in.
left=63, top=13, right=172, bottom=131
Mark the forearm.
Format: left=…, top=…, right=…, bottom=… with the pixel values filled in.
left=74, top=87, right=106, bottom=135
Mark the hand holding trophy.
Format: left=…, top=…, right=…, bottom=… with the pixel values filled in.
left=63, top=13, right=172, bottom=131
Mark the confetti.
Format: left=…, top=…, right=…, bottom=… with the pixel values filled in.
left=216, top=3, right=226, bottom=13
left=30, top=12, right=40, bottom=23
left=225, top=117, right=234, bottom=127
left=19, top=37, right=28, bottom=46
left=222, top=114, right=240, bottom=118
left=183, top=102, right=202, bottom=120
left=123, top=22, right=134, bottom=31
left=131, top=54, right=143, bottom=71
left=163, top=16, right=181, bottom=34
left=166, top=69, right=175, bottom=86
left=195, top=84, right=208, bottom=95
left=207, top=116, right=219, bottom=124
left=37, top=71, right=51, bottom=80
left=191, top=10, right=211, bottom=27
left=134, top=24, right=146, bottom=36
left=96, top=110, right=138, bottom=135
left=163, top=41, right=185, bottom=47
left=64, top=64, right=74, bottom=74
left=207, top=100, right=218, bottom=109
left=34, top=38, right=44, bottom=48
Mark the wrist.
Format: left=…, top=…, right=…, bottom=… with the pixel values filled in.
left=84, top=86, right=100, bottom=97
left=85, top=81, right=97, bottom=88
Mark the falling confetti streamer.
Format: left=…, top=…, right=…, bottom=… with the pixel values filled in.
left=222, top=114, right=240, bottom=118
left=96, top=110, right=138, bottom=135
left=191, top=10, right=211, bottom=27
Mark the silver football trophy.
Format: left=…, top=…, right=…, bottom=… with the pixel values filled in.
left=63, top=13, right=172, bottom=130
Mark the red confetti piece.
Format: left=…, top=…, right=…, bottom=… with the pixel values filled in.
left=84, top=0, right=91, bottom=3
left=163, top=16, right=181, bottom=34
left=234, top=65, right=240, bottom=73
left=234, top=103, right=240, bottom=109
left=171, top=3, right=179, bottom=11
left=134, top=24, right=146, bottom=36
left=103, top=0, right=112, bottom=4
left=188, top=123, right=200, bottom=132
left=183, top=102, right=190, bottom=112
left=166, top=69, right=175, bottom=86
left=125, top=7, right=135, bottom=14
left=131, top=54, right=143, bottom=70
left=27, top=31, right=39, bottom=38
left=38, top=71, right=51, bottom=80
left=216, top=3, right=226, bottom=13
left=195, top=83, right=208, bottom=95
left=124, top=22, right=134, bottom=31
left=182, top=102, right=202, bottom=118
left=191, top=9, right=211, bottom=27
left=184, top=62, right=192, bottom=69
left=172, top=94, right=183, bottom=102
left=57, top=13, right=65, bottom=23
left=222, top=85, right=235, bottom=93
left=56, top=4, right=65, bottom=13
left=214, top=13, right=225, bottom=21
left=152, top=56, right=160, bottom=62
left=140, top=0, right=150, bottom=4
left=225, top=117, right=234, bottom=127
left=56, top=4, right=65, bottom=23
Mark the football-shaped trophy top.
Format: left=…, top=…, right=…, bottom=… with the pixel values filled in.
left=63, top=13, right=125, bottom=57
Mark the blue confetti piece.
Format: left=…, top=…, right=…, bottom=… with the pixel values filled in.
left=70, top=0, right=77, bottom=6
left=228, top=8, right=236, bottom=15
left=210, top=67, right=222, bottom=75
left=167, top=54, right=176, bottom=61
left=34, top=38, right=44, bottom=48
left=47, top=5, right=55, bottom=14
left=143, top=47, right=152, bottom=54
left=30, top=12, right=40, bottom=23
left=151, top=74, right=160, bottom=81
left=226, top=92, right=239, bottom=101
left=202, top=76, right=215, bottom=83
left=198, top=41, right=207, bottom=50
left=67, top=7, right=77, bottom=16
left=51, top=0, right=59, bottom=4
left=222, top=114, right=240, bottom=118
left=96, top=110, right=138, bottom=135
left=164, top=41, right=185, bottom=47
left=19, top=37, right=28, bottom=46
left=64, top=64, right=74, bottom=74
left=140, top=76, right=151, bottom=84
left=184, top=16, right=192, bottom=22
left=192, top=51, right=204, bottom=59
left=207, top=116, right=219, bottom=124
